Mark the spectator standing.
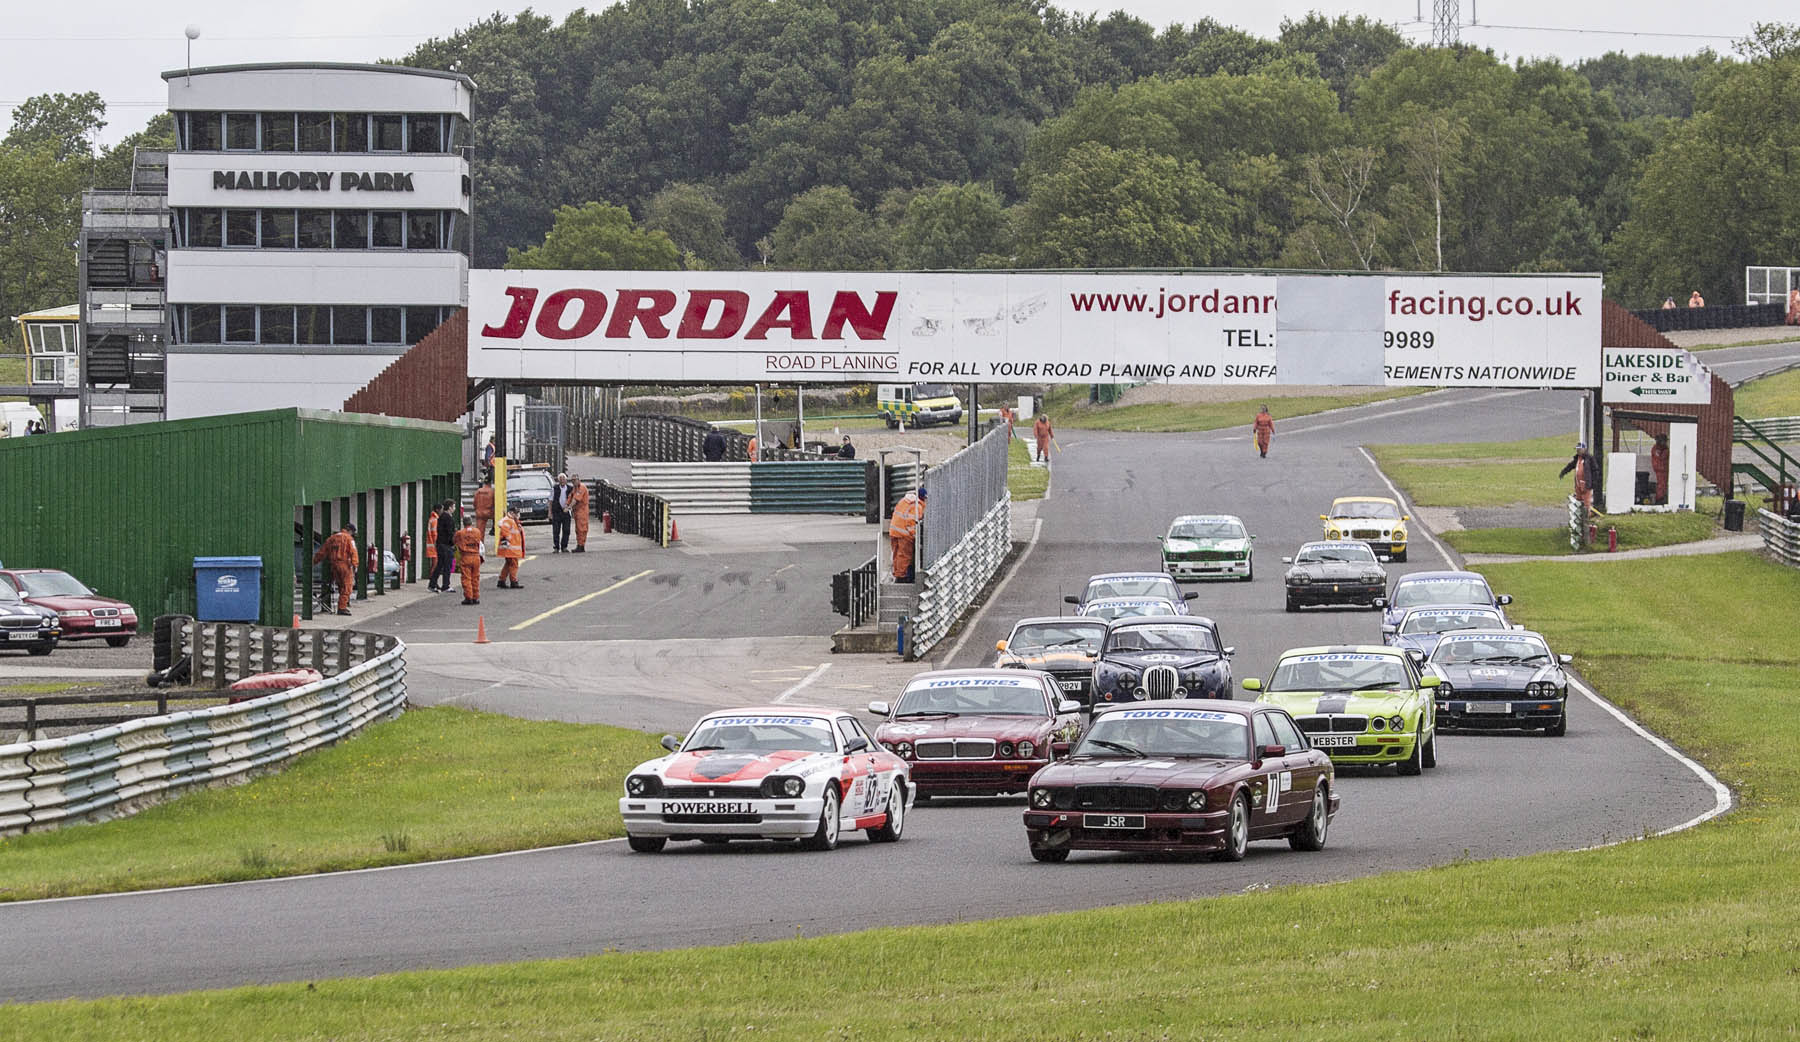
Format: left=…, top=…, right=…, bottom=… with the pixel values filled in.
left=1662, top=296, right=1677, bottom=310
left=497, top=507, right=526, bottom=588
left=1651, top=434, right=1670, bottom=504
left=431, top=500, right=457, bottom=592
left=482, top=437, right=496, bottom=482
left=1787, top=288, right=1800, bottom=326
left=747, top=435, right=760, bottom=462
left=1558, top=442, right=1599, bottom=518
left=1688, top=290, right=1705, bottom=308
left=550, top=473, right=573, bottom=552
left=570, top=476, right=590, bottom=552
left=454, top=515, right=485, bottom=605
left=313, top=521, right=358, bottom=616
left=702, top=427, right=726, bottom=461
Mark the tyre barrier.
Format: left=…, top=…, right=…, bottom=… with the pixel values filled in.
left=1759, top=509, right=1800, bottom=568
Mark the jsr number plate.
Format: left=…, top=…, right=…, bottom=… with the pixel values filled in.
left=1310, top=734, right=1358, bottom=748
left=1083, top=813, right=1145, bottom=829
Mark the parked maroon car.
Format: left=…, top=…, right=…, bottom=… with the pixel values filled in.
left=0, top=569, right=138, bottom=647
left=1022, top=700, right=1338, bottom=863
left=870, top=669, right=1083, bottom=800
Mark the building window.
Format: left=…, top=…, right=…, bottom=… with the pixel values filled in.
left=224, top=305, right=259, bottom=343
left=297, top=211, right=333, bottom=249
left=405, top=306, right=441, bottom=342
left=407, top=114, right=443, bottom=153
left=187, top=305, right=222, bottom=344
left=295, top=306, right=331, bottom=345
left=261, top=210, right=296, bottom=248
left=298, top=112, right=332, bottom=152
left=406, top=210, right=441, bottom=249
left=224, top=113, right=258, bottom=151
left=333, top=211, right=368, bottom=249
left=187, top=112, right=222, bottom=151
left=334, top=114, right=369, bottom=153
left=332, top=306, right=367, bottom=345
left=225, top=209, right=258, bottom=247
left=261, top=113, right=296, bottom=152
left=370, top=307, right=404, bottom=344
left=261, top=305, right=296, bottom=345
left=372, top=114, right=405, bottom=153
left=188, top=209, right=223, bottom=248
left=371, top=210, right=404, bottom=249
left=448, top=115, right=469, bottom=152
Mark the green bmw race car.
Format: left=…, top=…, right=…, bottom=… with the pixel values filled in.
left=1242, top=645, right=1440, bottom=776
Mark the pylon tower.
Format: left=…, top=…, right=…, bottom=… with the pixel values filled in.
left=1432, top=0, right=1460, bottom=46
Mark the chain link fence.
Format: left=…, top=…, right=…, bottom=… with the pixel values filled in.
left=919, top=424, right=1009, bottom=570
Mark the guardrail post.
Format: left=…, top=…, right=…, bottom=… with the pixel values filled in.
left=212, top=624, right=228, bottom=690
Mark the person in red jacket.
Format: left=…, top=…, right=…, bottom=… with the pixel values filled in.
left=889, top=488, right=926, bottom=582
left=1651, top=434, right=1670, bottom=504
left=569, top=476, right=591, bottom=552
left=496, top=507, right=526, bottom=588
left=1252, top=405, right=1275, bottom=458
left=1033, top=415, right=1053, bottom=463
left=454, top=515, right=485, bottom=604
left=312, top=521, right=358, bottom=616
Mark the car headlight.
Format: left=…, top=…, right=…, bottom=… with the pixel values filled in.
left=625, top=774, right=660, bottom=797
left=886, top=740, right=914, bottom=759
left=1392, top=527, right=1406, bottom=541
left=1186, top=791, right=1208, bottom=810
left=1031, top=787, right=1054, bottom=808
left=1391, top=715, right=1405, bottom=730
left=1364, top=572, right=1385, bottom=582
left=1371, top=717, right=1387, bottom=731
left=57, top=609, right=91, bottom=618
left=762, top=775, right=805, bottom=798
left=1326, top=529, right=1341, bottom=539
left=997, top=741, right=1015, bottom=758
left=1018, top=740, right=1036, bottom=758
left=1289, top=573, right=1310, bottom=585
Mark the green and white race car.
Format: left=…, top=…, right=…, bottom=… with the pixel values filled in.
left=1159, top=514, right=1255, bottom=582
left=1243, top=645, right=1440, bottom=776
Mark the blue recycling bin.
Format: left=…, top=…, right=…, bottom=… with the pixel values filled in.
left=194, top=556, right=263, bottom=622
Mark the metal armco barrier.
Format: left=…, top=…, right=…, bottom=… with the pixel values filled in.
left=1758, top=509, right=1800, bottom=567
left=572, top=413, right=830, bottom=463
left=0, top=619, right=406, bottom=835
left=831, top=556, right=879, bottom=627
left=910, top=497, right=1011, bottom=659
left=592, top=479, right=671, bottom=547
left=631, top=461, right=873, bottom=514
left=1735, top=416, right=1800, bottom=442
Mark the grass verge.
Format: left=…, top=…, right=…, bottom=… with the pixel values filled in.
left=1006, top=435, right=1047, bottom=501
left=1686, top=333, right=1800, bottom=351
left=1043, top=386, right=1428, bottom=432
left=11, top=555, right=1800, bottom=1039
left=1368, top=433, right=1573, bottom=508
left=1444, top=496, right=1723, bottom=556
left=1734, top=365, right=1800, bottom=420
left=0, top=707, right=660, bottom=902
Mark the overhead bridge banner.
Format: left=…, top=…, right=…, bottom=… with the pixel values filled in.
left=468, top=270, right=1602, bottom=387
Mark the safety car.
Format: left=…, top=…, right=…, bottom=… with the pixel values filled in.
left=870, top=669, right=1081, bottom=798
left=1427, top=629, right=1572, bottom=735
left=1244, top=645, right=1440, bottom=775
left=1158, top=515, right=1254, bottom=581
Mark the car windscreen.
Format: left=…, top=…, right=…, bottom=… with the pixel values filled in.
left=914, top=383, right=956, bottom=399
left=14, top=571, right=92, bottom=597
left=1082, top=600, right=1176, bottom=621
left=0, top=584, right=26, bottom=605
left=683, top=715, right=837, bottom=754
left=1296, top=544, right=1377, bottom=564
left=1106, top=624, right=1217, bottom=654
left=1085, top=577, right=1175, bottom=601
left=1432, top=635, right=1553, bottom=666
left=509, top=473, right=554, bottom=493
left=1392, top=578, right=1492, bottom=608
left=1076, top=708, right=1247, bottom=759
left=1400, top=609, right=1503, bottom=634
left=1270, top=653, right=1410, bottom=692
left=1331, top=500, right=1401, bottom=519
left=1007, top=622, right=1104, bottom=652
left=1170, top=521, right=1244, bottom=540
left=895, top=678, right=1046, bottom=717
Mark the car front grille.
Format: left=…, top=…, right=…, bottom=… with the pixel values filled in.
left=91, top=607, right=121, bottom=618
left=1351, top=529, right=1385, bottom=540
left=660, top=785, right=764, bottom=800
left=661, top=813, right=761, bottom=825
left=1168, top=550, right=1242, bottom=562
left=1074, top=785, right=1157, bottom=812
left=1141, top=665, right=1179, bottom=699
left=1295, top=716, right=1368, bottom=733
left=0, top=617, right=40, bottom=629
left=914, top=739, right=997, bottom=760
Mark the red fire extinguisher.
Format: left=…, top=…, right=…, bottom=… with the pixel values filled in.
left=602, top=510, right=614, bottom=533
left=1607, top=526, right=1618, bottom=553
left=399, top=533, right=412, bottom=566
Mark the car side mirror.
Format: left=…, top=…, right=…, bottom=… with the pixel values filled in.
left=1223, top=646, right=1236, bottom=657
left=995, top=640, right=1008, bottom=652
left=1559, top=654, right=1572, bottom=664
left=1260, top=744, right=1286, bottom=759
left=1051, top=741, right=1072, bottom=759
left=1182, top=591, right=1198, bottom=601
left=1319, top=514, right=1328, bottom=521
left=1402, top=514, right=1411, bottom=521
left=1496, top=594, right=1512, bottom=605
left=660, top=735, right=681, bottom=752
left=1155, top=534, right=1166, bottom=541
left=1372, top=597, right=1387, bottom=609
left=1420, top=675, right=1442, bottom=688
left=1241, top=678, right=1263, bottom=692
left=1056, top=699, right=1081, bottom=714
left=1281, top=556, right=1293, bottom=564
left=1064, top=595, right=1079, bottom=605
left=1381, top=624, right=1397, bottom=635
left=868, top=700, right=891, bottom=717
left=845, top=736, right=870, bottom=754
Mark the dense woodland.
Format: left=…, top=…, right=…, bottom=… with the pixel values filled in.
left=6, top=2, right=1800, bottom=349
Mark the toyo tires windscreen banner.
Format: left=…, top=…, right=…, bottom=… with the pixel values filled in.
left=468, top=269, right=1602, bottom=387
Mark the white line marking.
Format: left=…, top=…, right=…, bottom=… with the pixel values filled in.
left=1357, top=446, right=1455, bottom=569
left=510, top=569, right=654, bottom=631
left=775, top=663, right=831, bottom=703
left=938, top=515, right=1043, bottom=667
left=1568, top=675, right=1732, bottom=846
left=1257, top=389, right=1533, bottom=440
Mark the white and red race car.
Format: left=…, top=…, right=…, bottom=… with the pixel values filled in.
left=619, top=706, right=913, bottom=852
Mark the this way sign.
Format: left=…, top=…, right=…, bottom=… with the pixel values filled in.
left=1602, top=347, right=1712, bottom=404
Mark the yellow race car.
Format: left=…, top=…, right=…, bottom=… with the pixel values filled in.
left=1321, top=496, right=1409, bottom=562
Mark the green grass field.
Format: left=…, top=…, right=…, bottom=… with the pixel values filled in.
left=1043, top=386, right=1428, bottom=432
left=1734, top=366, right=1800, bottom=420
left=1686, top=333, right=1800, bottom=351
left=1006, top=436, right=1048, bottom=501
left=1368, top=433, right=1574, bottom=508
left=10, top=554, right=1799, bottom=1040
left=1443, top=497, right=1721, bottom=556
left=0, top=708, right=661, bottom=902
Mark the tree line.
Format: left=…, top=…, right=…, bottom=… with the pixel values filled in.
left=6, top=4, right=1798, bottom=350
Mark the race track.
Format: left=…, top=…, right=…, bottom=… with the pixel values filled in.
left=4, top=361, right=1780, bottom=1001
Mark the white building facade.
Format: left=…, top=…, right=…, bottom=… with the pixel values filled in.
left=162, top=63, right=474, bottom=419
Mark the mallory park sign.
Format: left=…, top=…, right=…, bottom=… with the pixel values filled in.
left=467, top=270, right=1603, bottom=387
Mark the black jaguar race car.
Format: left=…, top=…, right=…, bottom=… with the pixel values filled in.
left=1426, top=628, right=1572, bottom=735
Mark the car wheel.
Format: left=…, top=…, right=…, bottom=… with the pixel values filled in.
left=1242, top=555, right=1254, bottom=582
left=1546, top=712, right=1567, bottom=737
left=1029, top=841, right=1070, bottom=863
left=800, top=784, right=842, bottom=851
left=28, top=642, right=53, bottom=656
left=867, top=780, right=905, bottom=843
left=1394, top=549, right=1408, bottom=563
left=1213, top=793, right=1250, bottom=862
left=885, top=416, right=898, bottom=429
left=1397, top=727, right=1425, bottom=776
left=626, top=835, right=666, bottom=853
left=1284, top=596, right=1298, bottom=613
left=1422, top=728, right=1438, bottom=768
left=105, top=635, right=132, bottom=648
left=1289, top=784, right=1330, bottom=851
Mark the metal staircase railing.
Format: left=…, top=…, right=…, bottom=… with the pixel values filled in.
left=1732, top=415, right=1799, bottom=499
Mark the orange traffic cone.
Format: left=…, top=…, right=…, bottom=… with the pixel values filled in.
left=292, top=613, right=301, bottom=629
left=474, top=616, right=490, bottom=644
left=670, top=518, right=679, bottom=542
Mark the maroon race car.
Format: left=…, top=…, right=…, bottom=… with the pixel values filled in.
left=1022, top=699, right=1339, bottom=862
left=871, top=669, right=1083, bottom=800
left=0, top=569, right=139, bottom=647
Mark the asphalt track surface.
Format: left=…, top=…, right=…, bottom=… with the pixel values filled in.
left=5, top=348, right=1791, bottom=1002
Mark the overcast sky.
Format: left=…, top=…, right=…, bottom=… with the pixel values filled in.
left=0, top=0, right=1766, bottom=145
